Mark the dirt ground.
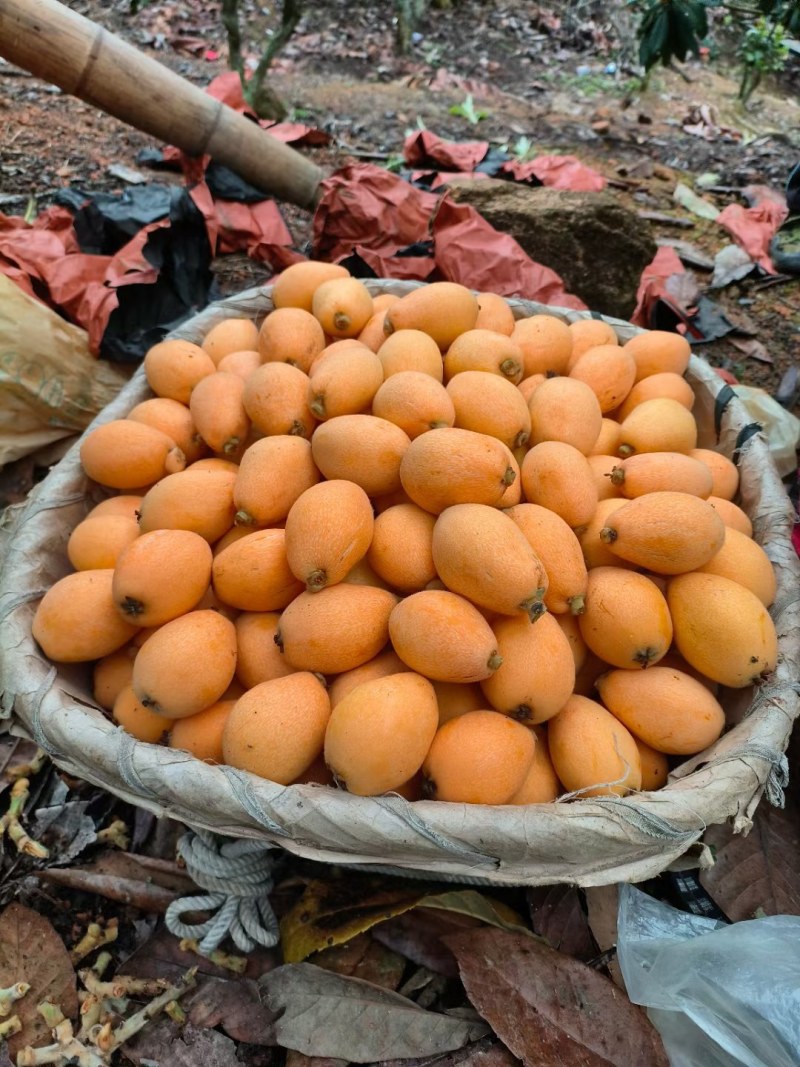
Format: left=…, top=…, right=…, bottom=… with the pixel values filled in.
left=1, top=7, right=799, bottom=1062
left=1, top=0, right=799, bottom=398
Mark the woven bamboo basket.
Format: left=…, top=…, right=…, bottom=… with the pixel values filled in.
left=1, top=280, right=798, bottom=888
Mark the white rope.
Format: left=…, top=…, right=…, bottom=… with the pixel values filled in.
left=164, top=828, right=280, bottom=956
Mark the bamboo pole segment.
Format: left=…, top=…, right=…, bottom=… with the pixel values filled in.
left=0, top=0, right=325, bottom=209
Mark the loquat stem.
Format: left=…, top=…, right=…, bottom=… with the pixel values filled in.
left=568, top=594, right=586, bottom=615
left=37, top=1001, right=65, bottom=1029
left=80, top=969, right=170, bottom=1000
left=89, top=1020, right=114, bottom=1053
left=104, top=968, right=197, bottom=1052
left=179, top=938, right=247, bottom=974
left=17, top=1016, right=106, bottom=1067
left=5, top=748, right=47, bottom=780
left=0, top=779, right=49, bottom=859
left=70, top=919, right=119, bottom=965
left=0, top=1014, right=21, bottom=1038
left=95, top=819, right=130, bottom=851
left=163, top=999, right=187, bottom=1024
left=92, top=952, right=113, bottom=979
left=0, top=981, right=29, bottom=1017
left=77, top=993, right=102, bottom=1039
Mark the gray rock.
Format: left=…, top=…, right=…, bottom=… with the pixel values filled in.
left=446, top=180, right=657, bottom=320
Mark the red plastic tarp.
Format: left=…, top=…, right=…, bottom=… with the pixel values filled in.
left=631, top=246, right=690, bottom=329
left=716, top=199, right=788, bottom=274
left=501, top=155, right=607, bottom=192
left=312, top=163, right=585, bottom=307
left=404, top=130, right=490, bottom=172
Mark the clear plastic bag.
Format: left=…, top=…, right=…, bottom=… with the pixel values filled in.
left=617, top=884, right=800, bottom=1067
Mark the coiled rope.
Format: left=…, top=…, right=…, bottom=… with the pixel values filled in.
left=164, top=828, right=280, bottom=955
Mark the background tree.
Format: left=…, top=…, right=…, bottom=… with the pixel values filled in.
left=221, top=0, right=304, bottom=119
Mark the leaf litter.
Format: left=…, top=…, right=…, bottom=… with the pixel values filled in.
left=443, top=927, right=669, bottom=1067
left=259, top=962, right=489, bottom=1062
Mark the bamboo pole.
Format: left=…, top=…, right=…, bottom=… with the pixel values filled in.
left=0, top=0, right=324, bottom=209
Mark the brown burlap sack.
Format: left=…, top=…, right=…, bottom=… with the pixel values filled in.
left=1, top=281, right=798, bottom=887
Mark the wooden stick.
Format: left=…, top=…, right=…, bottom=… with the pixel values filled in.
left=0, top=0, right=324, bottom=209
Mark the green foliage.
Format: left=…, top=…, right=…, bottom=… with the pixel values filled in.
left=637, top=0, right=711, bottom=71
left=738, top=15, right=790, bottom=101
left=634, top=0, right=797, bottom=103
left=739, top=16, right=790, bottom=71
left=448, top=94, right=490, bottom=124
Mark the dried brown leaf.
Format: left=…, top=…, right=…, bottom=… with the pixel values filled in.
left=444, top=927, right=668, bottom=1067
left=583, top=886, right=625, bottom=990
left=185, top=976, right=277, bottom=1044
left=421, top=891, right=529, bottom=935
left=313, top=933, right=406, bottom=991
left=260, top=962, right=489, bottom=1062
left=123, top=1020, right=244, bottom=1065
left=373, top=1036, right=521, bottom=1067
left=700, top=733, right=800, bottom=920
left=372, top=907, right=482, bottom=978
left=526, top=886, right=596, bottom=961
left=122, top=924, right=280, bottom=982
left=0, top=903, right=78, bottom=1058
left=730, top=337, right=773, bottom=364
left=279, top=875, right=438, bottom=963
left=286, top=1052, right=347, bottom=1067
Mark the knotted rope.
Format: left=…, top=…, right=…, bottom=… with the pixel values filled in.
left=164, top=828, right=280, bottom=956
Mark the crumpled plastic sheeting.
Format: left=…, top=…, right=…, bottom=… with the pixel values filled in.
left=631, top=246, right=692, bottom=329
left=501, top=155, right=607, bottom=191
left=313, top=163, right=439, bottom=264
left=188, top=183, right=301, bottom=269
left=717, top=200, right=788, bottom=273
left=404, top=130, right=490, bottom=172
left=0, top=184, right=217, bottom=360
left=0, top=174, right=297, bottom=360
left=312, top=163, right=585, bottom=306
left=432, top=198, right=586, bottom=307
left=617, top=885, right=800, bottom=1067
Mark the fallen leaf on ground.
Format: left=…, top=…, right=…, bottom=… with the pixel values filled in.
left=122, top=926, right=277, bottom=1044
left=730, top=337, right=773, bottom=364
left=182, top=977, right=277, bottom=1045
left=673, top=182, right=720, bottom=221
left=260, top=962, right=489, bottom=1062
left=36, top=867, right=178, bottom=913
left=374, top=1035, right=521, bottom=1067
left=371, top=908, right=482, bottom=978
left=584, top=885, right=625, bottom=990
left=31, top=799, right=96, bottom=865
left=700, top=732, right=800, bottom=920
left=286, top=1052, right=346, bottom=1067
left=421, top=890, right=529, bottom=935
left=312, top=933, right=407, bottom=991
left=121, top=924, right=279, bottom=983
left=525, top=886, right=596, bottom=961
left=279, top=875, right=436, bottom=964
left=775, top=365, right=799, bottom=407
left=0, top=903, right=78, bottom=1059
left=443, top=927, right=668, bottom=1067
left=709, top=244, right=756, bottom=288
left=123, top=1020, right=244, bottom=1066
